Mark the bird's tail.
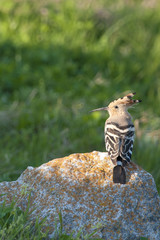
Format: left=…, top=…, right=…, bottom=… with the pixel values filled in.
left=113, top=156, right=126, bottom=184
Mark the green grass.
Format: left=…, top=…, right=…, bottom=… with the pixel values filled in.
left=0, top=0, right=159, bottom=238
left=0, top=194, right=49, bottom=239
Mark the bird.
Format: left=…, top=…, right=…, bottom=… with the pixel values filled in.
left=90, top=92, right=142, bottom=184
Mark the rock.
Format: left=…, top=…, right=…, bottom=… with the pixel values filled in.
left=0, top=151, right=160, bottom=239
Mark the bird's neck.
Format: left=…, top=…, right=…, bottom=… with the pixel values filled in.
left=107, top=112, right=132, bottom=125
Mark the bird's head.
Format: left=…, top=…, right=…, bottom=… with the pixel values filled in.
left=90, top=92, right=142, bottom=117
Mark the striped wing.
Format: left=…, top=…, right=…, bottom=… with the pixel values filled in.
left=105, top=122, right=135, bottom=165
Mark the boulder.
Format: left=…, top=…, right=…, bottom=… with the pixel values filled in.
left=0, top=151, right=160, bottom=239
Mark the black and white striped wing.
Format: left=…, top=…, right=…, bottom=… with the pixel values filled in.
left=120, top=130, right=134, bottom=163
left=105, top=133, right=120, bottom=165
left=105, top=122, right=135, bottom=164
left=105, top=123, right=121, bottom=164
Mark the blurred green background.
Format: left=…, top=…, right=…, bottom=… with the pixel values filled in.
left=0, top=0, right=159, bottom=192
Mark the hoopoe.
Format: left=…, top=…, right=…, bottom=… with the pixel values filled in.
left=90, top=93, right=142, bottom=184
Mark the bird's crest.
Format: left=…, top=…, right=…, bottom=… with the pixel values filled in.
left=109, top=92, right=142, bottom=108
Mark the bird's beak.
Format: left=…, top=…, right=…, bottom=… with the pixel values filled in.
left=89, top=107, right=108, bottom=113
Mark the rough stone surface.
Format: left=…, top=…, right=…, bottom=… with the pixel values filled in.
left=0, top=151, right=160, bottom=239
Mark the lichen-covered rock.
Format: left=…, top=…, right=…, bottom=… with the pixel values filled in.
left=0, top=151, right=160, bottom=239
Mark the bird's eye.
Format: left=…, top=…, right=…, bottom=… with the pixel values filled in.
left=115, top=106, right=118, bottom=109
